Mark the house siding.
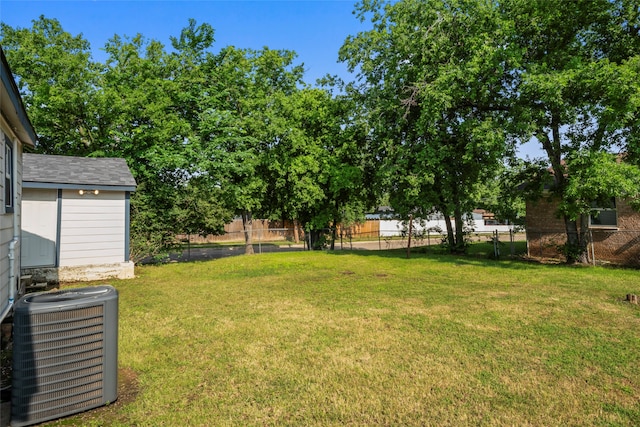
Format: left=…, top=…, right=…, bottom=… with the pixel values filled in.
left=0, top=130, right=9, bottom=310
left=1, top=46, right=37, bottom=321
left=21, top=188, right=58, bottom=267
left=59, top=190, right=126, bottom=267
left=526, top=196, right=640, bottom=266
left=0, top=130, right=23, bottom=316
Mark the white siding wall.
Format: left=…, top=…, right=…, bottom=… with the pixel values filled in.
left=21, top=188, right=58, bottom=267
left=380, top=217, right=514, bottom=237
left=0, top=131, right=9, bottom=311
left=59, top=190, right=126, bottom=267
left=0, top=129, right=23, bottom=317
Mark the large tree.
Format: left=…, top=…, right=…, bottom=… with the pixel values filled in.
left=261, top=86, right=375, bottom=249
left=0, top=16, right=100, bottom=155
left=340, top=0, right=515, bottom=252
left=1, top=18, right=231, bottom=259
left=504, top=0, right=640, bottom=262
left=196, top=46, right=306, bottom=254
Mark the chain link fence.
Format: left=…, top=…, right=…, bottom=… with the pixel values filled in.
left=526, top=229, right=640, bottom=267
left=178, top=225, right=525, bottom=255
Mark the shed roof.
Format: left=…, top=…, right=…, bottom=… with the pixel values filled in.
left=23, top=153, right=137, bottom=191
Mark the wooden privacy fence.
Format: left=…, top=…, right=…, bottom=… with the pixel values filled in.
left=336, top=221, right=380, bottom=239
left=177, top=219, right=382, bottom=243
left=178, top=219, right=303, bottom=243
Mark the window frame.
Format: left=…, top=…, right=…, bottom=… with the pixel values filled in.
left=4, top=140, right=13, bottom=214
left=588, top=197, right=617, bottom=229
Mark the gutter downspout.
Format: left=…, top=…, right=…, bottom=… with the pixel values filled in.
left=8, top=239, right=17, bottom=305
left=12, top=134, right=20, bottom=301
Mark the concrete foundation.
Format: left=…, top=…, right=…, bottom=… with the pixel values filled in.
left=22, top=261, right=135, bottom=283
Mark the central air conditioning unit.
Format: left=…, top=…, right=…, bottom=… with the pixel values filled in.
left=11, top=285, right=118, bottom=427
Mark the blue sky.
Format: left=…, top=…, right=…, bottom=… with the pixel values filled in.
left=0, top=0, right=366, bottom=84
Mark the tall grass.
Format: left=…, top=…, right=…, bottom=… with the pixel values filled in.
left=50, top=250, right=640, bottom=426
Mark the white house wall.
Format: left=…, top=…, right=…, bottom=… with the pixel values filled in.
left=0, top=130, right=23, bottom=318
left=59, top=190, right=126, bottom=267
left=0, top=131, right=9, bottom=313
left=380, top=217, right=514, bottom=237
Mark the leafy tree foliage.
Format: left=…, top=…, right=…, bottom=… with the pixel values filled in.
left=340, top=0, right=640, bottom=261
left=340, top=0, right=514, bottom=252
left=1, top=16, right=371, bottom=257
left=6, top=3, right=637, bottom=264
left=503, top=0, right=640, bottom=262
left=0, top=17, right=100, bottom=154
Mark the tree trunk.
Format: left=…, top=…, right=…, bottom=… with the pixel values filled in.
left=453, top=207, right=465, bottom=253
left=293, top=219, right=300, bottom=243
left=443, top=215, right=455, bottom=252
left=330, top=224, right=337, bottom=251
left=242, top=211, right=254, bottom=255
left=563, top=215, right=589, bottom=264
left=537, top=120, right=591, bottom=263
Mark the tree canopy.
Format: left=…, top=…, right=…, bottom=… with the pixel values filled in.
left=1, top=16, right=373, bottom=257
left=340, top=0, right=517, bottom=251
left=2, top=1, right=640, bottom=263
left=339, top=0, right=640, bottom=260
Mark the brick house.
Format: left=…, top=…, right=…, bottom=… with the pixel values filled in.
left=526, top=196, right=640, bottom=266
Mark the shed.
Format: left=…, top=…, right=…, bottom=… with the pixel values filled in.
left=21, top=153, right=137, bottom=282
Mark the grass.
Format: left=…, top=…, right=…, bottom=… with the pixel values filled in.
left=45, top=248, right=640, bottom=426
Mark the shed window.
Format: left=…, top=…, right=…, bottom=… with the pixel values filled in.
left=589, top=198, right=616, bottom=228
left=4, top=143, right=13, bottom=213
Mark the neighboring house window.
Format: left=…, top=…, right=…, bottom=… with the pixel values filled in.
left=5, top=142, right=13, bottom=213
left=589, top=198, right=617, bottom=228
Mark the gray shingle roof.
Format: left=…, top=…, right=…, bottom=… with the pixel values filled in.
left=23, top=153, right=137, bottom=190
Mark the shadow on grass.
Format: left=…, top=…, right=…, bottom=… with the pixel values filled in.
left=141, top=243, right=306, bottom=264
left=325, top=243, right=541, bottom=270
left=149, top=239, right=557, bottom=272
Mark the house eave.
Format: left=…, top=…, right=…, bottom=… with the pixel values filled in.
left=23, top=182, right=137, bottom=192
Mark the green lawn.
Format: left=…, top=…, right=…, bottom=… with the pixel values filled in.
left=48, top=249, right=639, bottom=426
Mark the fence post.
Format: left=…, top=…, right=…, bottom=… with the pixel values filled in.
left=406, top=215, right=413, bottom=259
left=590, top=229, right=596, bottom=266
left=510, top=229, right=515, bottom=257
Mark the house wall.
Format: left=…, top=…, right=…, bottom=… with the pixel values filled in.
left=59, top=189, right=126, bottom=267
left=526, top=197, right=640, bottom=266
left=525, top=198, right=566, bottom=259
left=589, top=199, right=640, bottom=265
left=380, top=217, right=514, bottom=237
left=0, top=131, right=9, bottom=314
left=21, top=188, right=58, bottom=268
left=0, top=129, right=23, bottom=319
